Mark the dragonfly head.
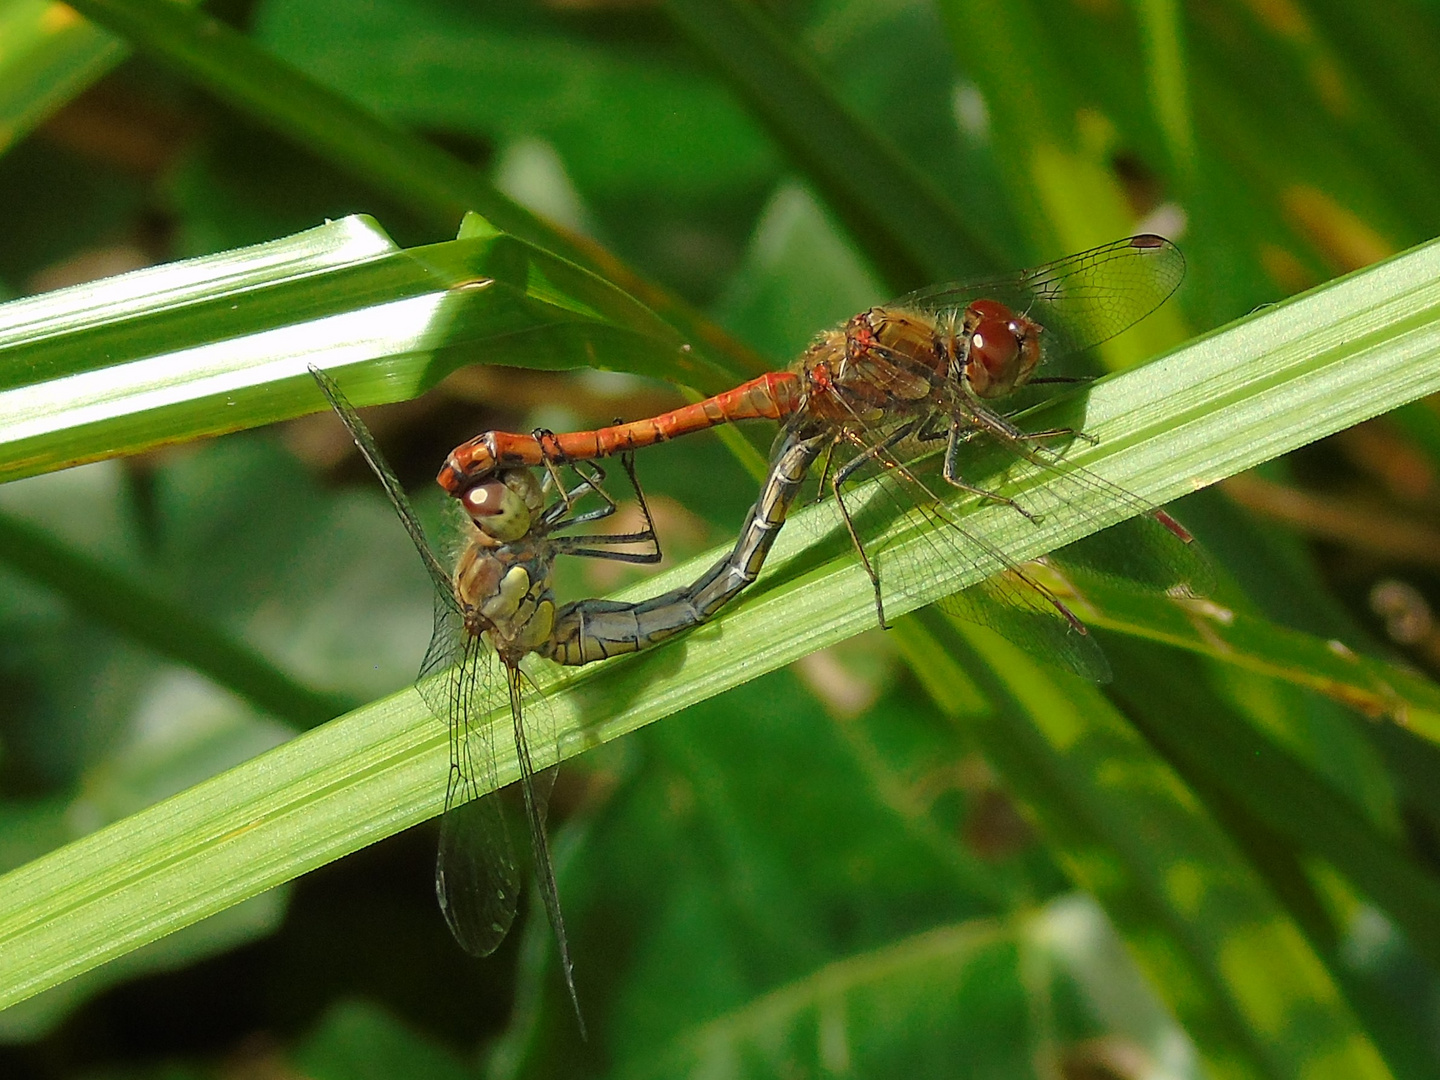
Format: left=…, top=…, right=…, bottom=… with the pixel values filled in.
left=963, top=299, right=1043, bottom=399
left=459, top=470, right=542, bottom=544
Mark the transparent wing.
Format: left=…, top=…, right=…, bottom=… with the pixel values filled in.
left=832, top=460, right=1114, bottom=681
left=792, top=402, right=1206, bottom=682
left=315, top=366, right=584, bottom=1025
left=505, top=663, right=585, bottom=1038
left=892, top=235, right=1186, bottom=375
left=424, top=626, right=522, bottom=957
left=936, top=397, right=1213, bottom=597
left=420, top=590, right=583, bottom=1031
left=310, top=366, right=454, bottom=601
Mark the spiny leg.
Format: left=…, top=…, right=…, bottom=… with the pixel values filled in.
left=829, top=454, right=889, bottom=631
left=939, top=418, right=1038, bottom=520
left=549, top=451, right=663, bottom=563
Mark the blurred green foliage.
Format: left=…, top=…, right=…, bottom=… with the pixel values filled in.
left=3, top=0, right=1440, bottom=1078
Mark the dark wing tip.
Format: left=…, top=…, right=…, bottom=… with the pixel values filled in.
left=1128, top=233, right=1170, bottom=251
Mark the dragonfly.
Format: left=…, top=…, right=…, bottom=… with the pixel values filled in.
left=439, top=235, right=1182, bottom=495
left=310, top=366, right=729, bottom=1032
left=429, top=235, right=1201, bottom=678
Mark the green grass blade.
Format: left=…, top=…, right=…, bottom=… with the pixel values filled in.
left=932, top=0, right=1150, bottom=261
left=1111, top=645, right=1440, bottom=971
left=0, top=215, right=698, bottom=484
left=61, top=0, right=502, bottom=233
left=1062, top=567, right=1440, bottom=741
left=1133, top=0, right=1195, bottom=169
left=901, top=611, right=1392, bottom=1080
left=0, top=0, right=124, bottom=154
left=624, top=919, right=1013, bottom=1078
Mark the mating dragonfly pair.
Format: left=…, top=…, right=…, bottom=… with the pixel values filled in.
left=313, top=233, right=1201, bottom=1031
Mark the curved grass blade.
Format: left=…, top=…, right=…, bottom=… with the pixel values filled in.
left=0, top=215, right=695, bottom=485
left=901, top=610, right=1395, bottom=1080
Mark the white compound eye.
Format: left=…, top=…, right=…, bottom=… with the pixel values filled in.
left=461, top=480, right=532, bottom=542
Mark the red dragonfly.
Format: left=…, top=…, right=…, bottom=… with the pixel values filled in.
left=430, top=236, right=1200, bottom=678
left=439, top=236, right=1182, bottom=495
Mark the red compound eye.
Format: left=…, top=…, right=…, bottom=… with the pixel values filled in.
left=971, top=317, right=1020, bottom=377
left=964, top=299, right=1040, bottom=398
left=968, top=299, right=1021, bottom=374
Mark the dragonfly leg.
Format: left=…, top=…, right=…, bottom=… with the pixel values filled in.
left=540, top=452, right=638, bottom=533
left=537, top=444, right=613, bottom=518
left=812, top=441, right=837, bottom=508
left=827, top=420, right=937, bottom=632
left=831, top=419, right=921, bottom=484
left=964, top=403, right=1099, bottom=460
left=941, top=419, right=1037, bottom=521
left=532, top=429, right=580, bottom=500
left=548, top=477, right=617, bottom=530
left=548, top=450, right=663, bottom=563
left=1025, top=426, right=1098, bottom=446
left=830, top=462, right=889, bottom=630
left=617, top=450, right=663, bottom=561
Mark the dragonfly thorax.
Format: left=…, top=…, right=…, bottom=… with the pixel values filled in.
left=797, top=313, right=938, bottom=426
left=456, top=542, right=558, bottom=662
